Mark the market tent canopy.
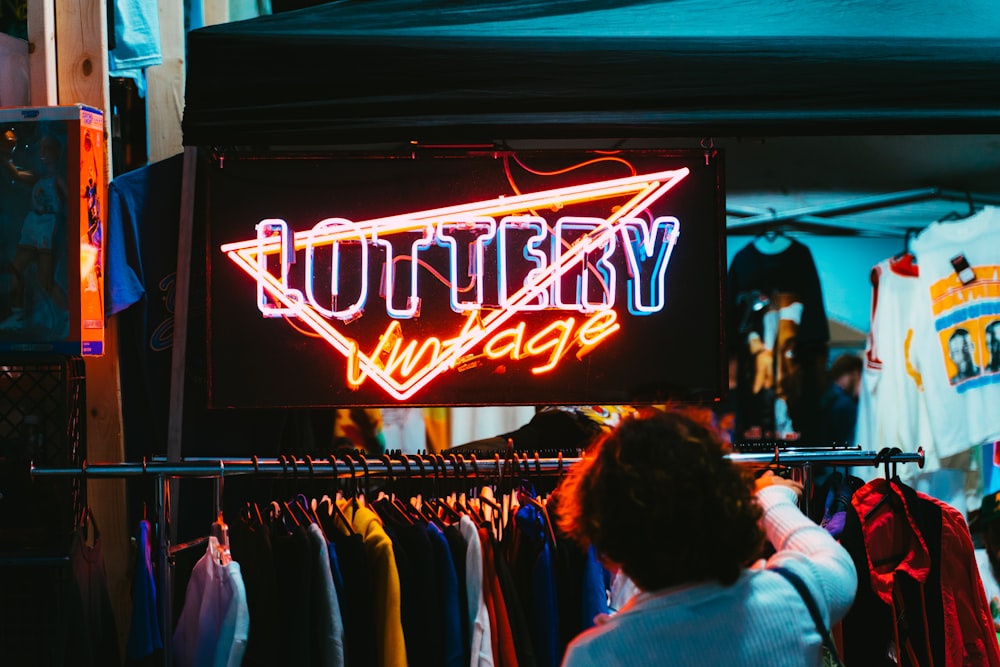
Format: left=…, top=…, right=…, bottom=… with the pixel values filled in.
left=182, top=0, right=1000, bottom=147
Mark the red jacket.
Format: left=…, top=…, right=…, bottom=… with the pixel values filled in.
left=840, top=477, right=1000, bottom=667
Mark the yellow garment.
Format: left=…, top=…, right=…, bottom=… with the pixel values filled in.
left=339, top=500, right=408, bottom=667
left=334, top=408, right=386, bottom=454
left=422, top=407, right=450, bottom=453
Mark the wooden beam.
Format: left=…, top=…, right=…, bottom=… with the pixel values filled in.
left=26, top=0, right=57, bottom=106
left=203, top=0, right=230, bottom=27
left=145, top=0, right=185, bottom=161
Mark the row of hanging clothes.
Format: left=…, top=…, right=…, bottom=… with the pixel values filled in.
left=33, top=444, right=940, bottom=666
left=161, top=450, right=606, bottom=667
left=808, top=449, right=1000, bottom=666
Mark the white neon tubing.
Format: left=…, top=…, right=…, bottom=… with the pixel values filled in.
left=435, top=219, right=497, bottom=314
left=304, top=218, right=369, bottom=321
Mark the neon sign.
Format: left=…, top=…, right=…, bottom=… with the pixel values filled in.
left=220, top=168, right=688, bottom=401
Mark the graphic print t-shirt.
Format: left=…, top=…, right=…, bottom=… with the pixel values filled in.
left=909, top=207, right=1000, bottom=457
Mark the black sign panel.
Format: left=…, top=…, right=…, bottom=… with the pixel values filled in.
left=206, top=149, right=725, bottom=407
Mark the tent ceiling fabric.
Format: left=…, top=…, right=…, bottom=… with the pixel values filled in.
left=182, top=0, right=1000, bottom=229
left=181, top=0, right=1000, bottom=335
left=182, top=0, right=1000, bottom=147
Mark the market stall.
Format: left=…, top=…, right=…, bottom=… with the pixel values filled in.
left=20, top=0, right=1000, bottom=664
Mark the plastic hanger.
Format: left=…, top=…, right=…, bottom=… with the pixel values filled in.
left=210, top=512, right=232, bottom=565
left=323, top=455, right=356, bottom=535
left=862, top=448, right=902, bottom=521
left=397, top=455, right=429, bottom=524
left=247, top=501, right=264, bottom=527
left=418, top=501, right=447, bottom=530
left=358, top=454, right=371, bottom=506
left=893, top=228, right=918, bottom=260
left=374, top=456, right=415, bottom=526
left=282, top=501, right=301, bottom=528
left=937, top=192, right=979, bottom=222
left=318, top=494, right=356, bottom=537
left=518, top=489, right=557, bottom=547
left=427, top=495, right=462, bottom=524
left=752, top=227, right=792, bottom=255
left=341, top=453, right=359, bottom=509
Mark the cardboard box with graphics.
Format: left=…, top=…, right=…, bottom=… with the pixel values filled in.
left=0, top=105, right=105, bottom=356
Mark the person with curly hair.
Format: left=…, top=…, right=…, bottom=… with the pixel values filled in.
left=554, top=408, right=857, bottom=666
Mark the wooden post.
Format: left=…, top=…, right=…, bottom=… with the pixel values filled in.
left=51, top=0, right=131, bottom=656
left=54, top=0, right=112, bottom=120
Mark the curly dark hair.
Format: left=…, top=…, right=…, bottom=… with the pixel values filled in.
left=554, top=408, right=764, bottom=591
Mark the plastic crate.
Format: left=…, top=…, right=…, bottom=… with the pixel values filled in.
left=0, top=354, right=85, bottom=554
left=0, top=355, right=86, bottom=664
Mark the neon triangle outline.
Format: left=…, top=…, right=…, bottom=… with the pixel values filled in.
left=222, top=167, right=690, bottom=400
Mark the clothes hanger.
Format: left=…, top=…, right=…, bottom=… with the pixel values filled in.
left=882, top=447, right=902, bottom=482
left=373, top=455, right=415, bottom=526
left=441, top=453, right=458, bottom=513
left=294, top=496, right=318, bottom=529
left=470, top=454, right=505, bottom=530
left=448, top=457, right=476, bottom=522
left=323, top=454, right=355, bottom=535
left=893, top=228, right=919, bottom=260
left=407, top=455, right=443, bottom=528
left=210, top=511, right=232, bottom=565
left=342, top=453, right=359, bottom=509
left=862, top=448, right=900, bottom=521
left=426, top=456, right=463, bottom=524
left=396, top=455, right=430, bottom=525
left=937, top=191, right=980, bottom=222
left=287, top=457, right=320, bottom=531
left=517, top=488, right=557, bottom=548
left=244, top=501, right=264, bottom=528
left=208, top=462, right=233, bottom=564
left=752, top=220, right=793, bottom=255
left=454, top=454, right=486, bottom=525
left=281, top=501, right=301, bottom=528
left=356, top=453, right=371, bottom=508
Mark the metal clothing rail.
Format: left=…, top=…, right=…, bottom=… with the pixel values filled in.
left=29, top=455, right=562, bottom=478
left=726, top=187, right=1000, bottom=236
left=29, top=446, right=923, bottom=667
left=728, top=446, right=925, bottom=467
left=29, top=446, right=925, bottom=480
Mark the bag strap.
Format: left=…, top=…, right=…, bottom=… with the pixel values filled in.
left=773, top=566, right=845, bottom=667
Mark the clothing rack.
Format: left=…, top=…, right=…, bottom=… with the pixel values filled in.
left=30, top=446, right=922, bottom=666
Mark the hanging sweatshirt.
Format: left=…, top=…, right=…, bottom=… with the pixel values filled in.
left=727, top=238, right=829, bottom=442
left=855, top=253, right=939, bottom=478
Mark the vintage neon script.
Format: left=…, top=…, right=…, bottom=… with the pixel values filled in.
left=220, top=167, right=689, bottom=400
